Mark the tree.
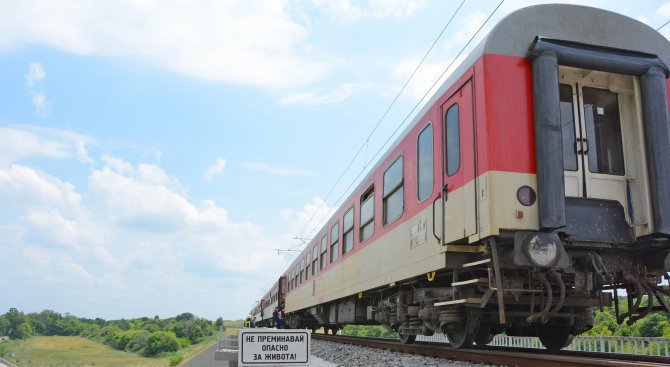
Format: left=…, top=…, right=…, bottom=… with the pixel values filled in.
left=14, top=322, right=34, bottom=339
left=215, top=317, right=224, bottom=328
left=144, top=331, right=179, bottom=357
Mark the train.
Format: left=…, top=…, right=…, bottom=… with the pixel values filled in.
left=249, top=4, right=670, bottom=350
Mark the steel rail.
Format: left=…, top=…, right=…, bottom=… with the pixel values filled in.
left=312, top=334, right=670, bottom=367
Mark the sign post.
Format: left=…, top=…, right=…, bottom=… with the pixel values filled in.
left=238, top=329, right=311, bottom=366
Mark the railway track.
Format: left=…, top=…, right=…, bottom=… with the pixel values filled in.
left=312, top=334, right=670, bottom=367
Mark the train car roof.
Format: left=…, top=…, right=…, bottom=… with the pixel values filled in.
left=289, top=3, right=670, bottom=266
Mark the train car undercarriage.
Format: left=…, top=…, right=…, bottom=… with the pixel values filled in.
left=286, top=235, right=670, bottom=350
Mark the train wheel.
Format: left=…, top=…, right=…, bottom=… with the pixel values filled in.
left=537, top=323, right=574, bottom=351
left=473, top=316, right=495, bottom=346
left=330, top=326, right=339, bottom=335
left=444, top=308, right=481, bottom=348
left=323, top=326, right=330, bottom=335
left=398, top=334, right=416, bottom=344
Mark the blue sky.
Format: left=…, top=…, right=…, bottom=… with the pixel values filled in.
left=1, top=0, right=670, bottom=321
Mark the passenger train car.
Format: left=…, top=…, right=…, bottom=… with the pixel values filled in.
left=251, top=4, right=670, bottom=350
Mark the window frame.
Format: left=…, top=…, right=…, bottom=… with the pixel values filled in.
left=320, top=235, right=328, bottom=270
left=445, top=104, right=461, bottom=177
left=417, top=122, right=434, bottom=203
left=342, top=206, right=354, bottom=255
left=359, top=185, right=375, bottom=242
left=330, top=222, right=339, bottom=263
left=305, top=252, right=311, bottom=281
left=312, top=245, right=318, bottom=276
left=383, top=154, right=404, bottom=226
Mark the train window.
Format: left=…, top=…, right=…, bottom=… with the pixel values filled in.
left=330, top=222, right=339, bottom=263
left=383, top=155, right=404, bottom=225
left=445, top=104, right=460, bottom=176
left=360, top=186, right=374, bottom=242
left=312, top=245, right=318, bottom=276
left=583, top=87, right=625, bottom=175
left=305, top=253, right=311, bottom=281
left=342, top=207, right=354, bottom=255
left=560, top=85, right=578, bottom=171
left=417, top=123, right=434, bottom=202
left=300, top=258, right=305, bottom=284
left=294, top=265, right=299, bottom=287
left=320, top=235, right=328, bottom=270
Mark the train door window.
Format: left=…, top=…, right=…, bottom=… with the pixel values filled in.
left=360, top=186, right=375, bottom=242
left=417, top=123, right=434, bottom=202
left=312, top=245, right=318, bottom=275
left=560, top=85, right=578, bottom=171
left=305, top=253, right=311, bottom=280
left=383, top=155, right=404, bottom=225
left=582, top=87, right=625, bottom=175
left=320, top=235, right=328, bottom=270
left=330, top=222, right=339, bottom=263
left=342, top=207, right=354, bottom=255
left=445, top=104, right=460, bottom=176
left=300, top=258, right=305, bottom=284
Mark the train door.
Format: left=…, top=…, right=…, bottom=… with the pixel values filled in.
left=441, top=79, right=477, bottom=244
left=560, top=68, right=634, bottom=222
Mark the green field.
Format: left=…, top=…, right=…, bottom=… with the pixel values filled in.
left=7, top=335, right=219, bottom=367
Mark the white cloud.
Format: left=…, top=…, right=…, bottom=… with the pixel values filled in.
left=0, top=126, right=94, bottom=168
left=313, top=0, right=420, bottom=23
left=203, top=157, right=227, bottom=182
left=659, top=2, right=670, bottom=17
left=279, top=82, right=374, bottom=106
left=280, top=196, right=335, bottom=241
left=0, top=164, right=82, bottom=211
left=0, top=148, right=317, bottom=318
left=75, top=139, right=94, bottom=164
left=25, top=62, right=51, bottom=117
left=32, top=92, right=51, bottom=117
left=102, top=154, right=133, bottom=174
left=0, top=1, right=330, bottom=89
left=26, top=61, right=46, bottom=87
left=239, top=161, right=312, bottom=176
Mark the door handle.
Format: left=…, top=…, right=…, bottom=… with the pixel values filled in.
left=582, top=138, right=589, bottom=154
left=432, top=193, right=441, bottom=242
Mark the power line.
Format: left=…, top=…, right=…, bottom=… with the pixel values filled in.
left=303, top=0, right=505, bottom=241
left=259, top=0, right=504, bottom=297
left=287, top=0, right=467, bottom=250
left=657, top=19, right=670, bottom=31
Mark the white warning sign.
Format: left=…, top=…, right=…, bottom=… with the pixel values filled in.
left=239, top=329, right=310, bottom=366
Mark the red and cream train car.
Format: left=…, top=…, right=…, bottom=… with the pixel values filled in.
left=253, top=4, right=670, bottom=350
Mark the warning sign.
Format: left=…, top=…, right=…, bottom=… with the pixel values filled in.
left=239, top=329, right=310, bottom=366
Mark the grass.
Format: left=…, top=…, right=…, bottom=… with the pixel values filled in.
left=6, top=334, right=220, bottom=367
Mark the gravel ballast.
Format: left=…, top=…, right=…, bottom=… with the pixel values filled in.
left=311, top=339, right=499, bottom=367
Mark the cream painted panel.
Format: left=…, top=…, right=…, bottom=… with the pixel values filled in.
left=287, top=205, right=445, bottom=311
left=486, top=171, right=539, bottom=235
left=444, top=188, right=465, bottom=244
left=564, top=175, right=581, bottom=197
left=287, top=171, right=541, bottom=312
left=464, top=180, right=477, bottom=237
left=588, top=176, right=627, bottom=205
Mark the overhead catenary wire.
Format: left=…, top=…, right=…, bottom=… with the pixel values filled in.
left=256, top=1, right=468, bottom=294
left=302, top=0, right=505, bottom=242
left=657, top=19, right=670, bottom=31
left=259, top=0, right=503, bottom=295
left=282, top=1, right=467, bottom=251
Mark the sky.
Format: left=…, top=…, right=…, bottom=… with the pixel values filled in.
left=2, top=0, right=670, bottom=321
